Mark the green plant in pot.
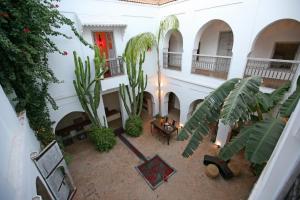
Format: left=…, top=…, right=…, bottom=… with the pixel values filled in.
left=73, top=46, right=116, bottom=151
left=119, top=33, right=155, bottom=137
left=178, top=75, right=300, bottom=175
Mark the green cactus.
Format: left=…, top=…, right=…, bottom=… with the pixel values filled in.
left=73, top=45, right=107, bottom=127
left=119, top=50, right=147, bottom=117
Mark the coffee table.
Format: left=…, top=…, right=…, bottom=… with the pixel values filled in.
left=150, top=120, right=178, bottom=145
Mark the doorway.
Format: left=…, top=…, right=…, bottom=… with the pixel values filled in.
left=103, top=91, right=123, bottom=130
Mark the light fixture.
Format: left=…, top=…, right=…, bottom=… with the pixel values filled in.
left=215, top=140, right=221, bottom=148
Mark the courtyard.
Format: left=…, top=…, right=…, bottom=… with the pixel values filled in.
left=66, top=114, right=257, bottom=200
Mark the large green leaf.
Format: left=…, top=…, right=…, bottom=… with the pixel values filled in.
left=218, top=127, right=252, bottom=161
left=256, top=91, right=272, bottom=113
left=256, top=82, right=290, bottom=113
left=269, top=82, right=290, bottom=106
left=245, top=118, right=285, bottom=164
left=279, top=76, right=300, bottom=118
left=178, top=78, right=239, bottom=157
left=279, top=89, right=300, bottom=117
left=221, top=76, right=262, bottom=126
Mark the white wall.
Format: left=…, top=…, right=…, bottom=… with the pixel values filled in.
left=0, top=86, right=50, bottom=200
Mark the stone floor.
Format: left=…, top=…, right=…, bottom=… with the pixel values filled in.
left=65, top=113, right=257, bottom=200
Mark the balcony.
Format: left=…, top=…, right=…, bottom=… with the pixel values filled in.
left=191, top=54, right=231, bottom=80
left=104, top=57, right=124, bottom=78
left=163, top=52, right=182, bottom=71
left=244, top=58, right=299, bottom=88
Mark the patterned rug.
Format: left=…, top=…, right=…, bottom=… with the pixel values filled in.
left=136, top=155, right=176, bottom=190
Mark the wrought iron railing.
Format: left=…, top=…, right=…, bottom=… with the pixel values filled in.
left=191, top=54, right=231, bottom=79
left=244, top=57, right=300, bottom=88
left=163, top=52, right=182, bottom=70
left=104, top=57, right=124, bottom=78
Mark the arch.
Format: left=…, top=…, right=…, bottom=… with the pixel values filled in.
left=55, top=111, right=91, bottom=145
left=249, top=18, right=300, bottom=58
left=142, top=91, right=155, bottom=117
left=187, top=99, right=203, bottom=120
left=163, top=30, right=183, bottom=52
left=163, top=92, right=180, bottom=123
left=193, top=19, right=234, bottom=55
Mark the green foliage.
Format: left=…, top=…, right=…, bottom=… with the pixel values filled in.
left=177, top=78, right=239, bottom=157
left=280, top=76, right=300, bottom=118
left=220, top=76, right=261, bottom=126
left=73, top=46, right=106, bottom=127
left=219, top=118, right=285, bottom=164
left=0, top=0, right=91, bottom=146
left=90, top=127, right=117, bottom=152
left=256, top=82, right=290, bottom=113
left=125, top=116, right=143, bottom=137
left=157, top=15, right=179, bottom=46
left=179, top=76, right=292, bottom=163
left=119, top=34, right=150, bottom=117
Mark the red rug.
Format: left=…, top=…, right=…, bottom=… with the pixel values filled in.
left=136, top=155, right=176, bottom=190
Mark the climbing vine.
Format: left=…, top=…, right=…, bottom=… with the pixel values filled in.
left=0, top=0, right=91, bottom=145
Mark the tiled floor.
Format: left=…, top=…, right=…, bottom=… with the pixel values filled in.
left=66, top=113, right=257, bottom=200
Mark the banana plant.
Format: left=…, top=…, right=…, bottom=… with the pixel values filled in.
left=178, top=75, right=295, bottom=166
left=73, top=46, right=107, bottom=127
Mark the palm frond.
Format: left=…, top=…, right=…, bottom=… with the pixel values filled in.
left=178, top=78, right=239, bottom=157
left=221, top=76, right=262, bottom=126
left=279, top=76, right=300, bottom=118
left=124, top=32, right=156, bottom=61
left=218, top=126, right=252, bottom=161
left=157, top=15, right=179, bottom=43
left=245, top=118, right=285, bottom=164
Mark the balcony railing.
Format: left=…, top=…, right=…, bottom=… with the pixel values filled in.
left=163, top=52, right=182, bottom=70
left=104, top=57, right=124, bottom=78
left=244, top=58, right=300, bottom=88
left=191, top=54, right=231, bottom=80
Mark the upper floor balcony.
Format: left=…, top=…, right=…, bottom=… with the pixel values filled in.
left=104, top=57, right=124, bottom=78
left=244, top=58, right=299, bottom=88
left=191, top=20, right=233, bottom=80
left=163, top=30, right=183, bottom=71
left=191, top=54, right=231, bottom=80
left=163, top=52, right=182, bottom=71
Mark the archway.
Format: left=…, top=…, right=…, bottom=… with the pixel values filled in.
left=246, top=19, right=300, bottom=88
left=164, top=92, right=180, bottom=123
left=55, top=111, right=91, bottom=147
left=141, top=91, right=155, bottom=119
left=187, top=99, right=203, bottom=120
left=192, top=20, right=234, bottom=79
left=163, top=30, right=183, bottom=70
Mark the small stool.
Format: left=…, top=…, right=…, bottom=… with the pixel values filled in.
left=205, top=164, right=219, bottom=178
left=228, top=162, right=241, bottom=177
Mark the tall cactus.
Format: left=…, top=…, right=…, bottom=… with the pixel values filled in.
left=73, top=46, right=107, bottom=127
left=119, top=50, right=147, bottom=117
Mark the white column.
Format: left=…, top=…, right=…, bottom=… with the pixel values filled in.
left=215, top=121, right=231, bottom=147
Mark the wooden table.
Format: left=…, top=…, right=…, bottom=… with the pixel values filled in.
left=150, top=120, right=178, bottom=145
